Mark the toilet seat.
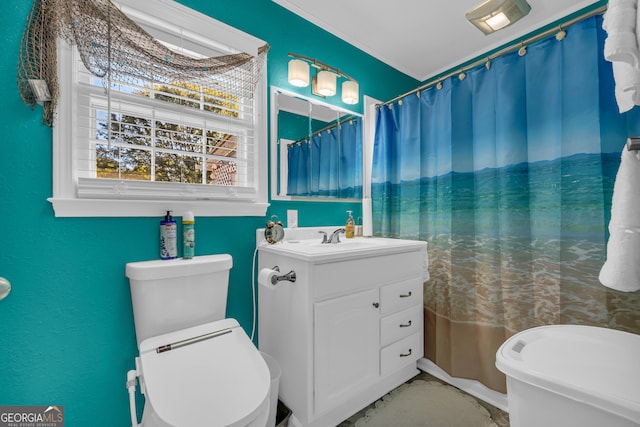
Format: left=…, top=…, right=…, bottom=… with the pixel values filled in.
left=139, top=318, right=271, bottom=427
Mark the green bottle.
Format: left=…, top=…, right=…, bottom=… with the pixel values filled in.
left=183, top=211, right=195, bottom=259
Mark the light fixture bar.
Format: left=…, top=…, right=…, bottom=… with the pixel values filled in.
left=287, top=53, right=357, bottom=85
left=287, top=52, right=359, bottom=103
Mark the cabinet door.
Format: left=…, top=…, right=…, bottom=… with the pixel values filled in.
left=314, top=288, right=380, bottom=416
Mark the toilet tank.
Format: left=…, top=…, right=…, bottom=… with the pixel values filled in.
left=126, top=254, right=233, bottom=347
left=496, top=325, right=640, bottom=427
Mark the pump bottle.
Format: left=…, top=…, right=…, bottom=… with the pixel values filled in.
left=160, top=210, right=177, bottom=260
left=345, top=210, right=355, bottom=239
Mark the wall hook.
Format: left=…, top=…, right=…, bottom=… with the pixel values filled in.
left=0, top=277, right=11, bottom=301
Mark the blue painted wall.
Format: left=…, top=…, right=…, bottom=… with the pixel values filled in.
left=0, top=0, right=418, bottom=424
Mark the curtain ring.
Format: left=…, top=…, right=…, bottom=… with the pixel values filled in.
left=458, top=70, right=466, bottom=81
left=518, top=44, right=527, bottom=56
left=556, top=28, right=566, bottom=41
left=485, top=59, right=491, bottom=70
left=436, top=80, right=443, bottom=90
left=398, top=99, right=403, bottom=106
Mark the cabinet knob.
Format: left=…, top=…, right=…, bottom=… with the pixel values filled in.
left=372, top=302, right=379, bottom=308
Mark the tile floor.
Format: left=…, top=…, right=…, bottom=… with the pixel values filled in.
left=337, top=371, right=510, bottom=427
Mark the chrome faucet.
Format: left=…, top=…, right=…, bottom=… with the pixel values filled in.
left=327, top=228, right=345, bottom=244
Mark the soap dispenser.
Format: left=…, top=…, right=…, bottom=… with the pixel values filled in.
left=345, top=210, right=355, bottom=239
left=160, top=210, right=177, bottom=260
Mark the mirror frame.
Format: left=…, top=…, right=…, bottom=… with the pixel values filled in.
left=270, top=86, right=364, bottom=202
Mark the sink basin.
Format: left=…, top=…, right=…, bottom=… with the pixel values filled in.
left=259, top=236, right=426, bottom=262
left=286, top=239, right=381, bottom=253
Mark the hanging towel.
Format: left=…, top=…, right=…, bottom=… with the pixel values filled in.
left=599, top=145, right=640, bottom=292
left=603, top=0, right=640, bottom=112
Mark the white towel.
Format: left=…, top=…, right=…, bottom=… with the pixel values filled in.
left=603, top=0, right=640, bottom=112
left=599, top=146, right=640, bottom=292
left=612, top=62, right=640, bottom=112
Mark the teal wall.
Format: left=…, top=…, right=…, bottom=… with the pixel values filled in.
left=0, top=0, right=418, bottom=425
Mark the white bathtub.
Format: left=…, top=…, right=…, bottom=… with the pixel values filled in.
left=496, top=325, right=640, bottom=427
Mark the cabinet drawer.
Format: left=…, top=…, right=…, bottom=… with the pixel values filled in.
left=380, top=278, right=422, bottom=315
left=313, top=251, right=423, bottom=300
left=380, top=332, right=422, bottom=376
left=381, top=305, right=422, bottom=347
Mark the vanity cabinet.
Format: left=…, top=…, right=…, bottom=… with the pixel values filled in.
left=258, top=234, right=428, bottom=427
left=314, top=288, right=379, bottom=415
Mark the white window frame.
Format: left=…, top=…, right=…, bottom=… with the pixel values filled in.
left=48, top=0, right=268, bottom=217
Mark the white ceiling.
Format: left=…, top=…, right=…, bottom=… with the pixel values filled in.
left=273, top=0, right=602, bottom=81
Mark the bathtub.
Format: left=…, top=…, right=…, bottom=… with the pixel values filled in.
left=496, top=325, right=640, bottom=427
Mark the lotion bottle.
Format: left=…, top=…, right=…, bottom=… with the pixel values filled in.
left=160, top=210, right=177, bottom=260
left=345, top=210, right=355, bottom=239
left=183, top=211, right=195, bottom=259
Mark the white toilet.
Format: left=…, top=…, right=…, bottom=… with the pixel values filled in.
left=126, top=254, right=271, bottom=427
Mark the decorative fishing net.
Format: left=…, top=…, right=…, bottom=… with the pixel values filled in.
left=17, top=0, right=269, bottom=125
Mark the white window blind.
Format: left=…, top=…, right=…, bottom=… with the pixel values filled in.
left=49, top=0, right=268, bottom=217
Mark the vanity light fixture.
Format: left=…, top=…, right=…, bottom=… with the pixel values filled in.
left=287, top=52, right=359, bottom=104
left=316, top=70, right=336, bottom=96
left=342, top=80, right=359, bottom=105
left=466, top=0, right=531, bottom=35
left=288, top=59, right=309, bottom=87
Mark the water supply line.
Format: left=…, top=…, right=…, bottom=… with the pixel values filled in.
left=126, top=369, right=139, bottom=427
left=251, top=245, right=260, bottom=341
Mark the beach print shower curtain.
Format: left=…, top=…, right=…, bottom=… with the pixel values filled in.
left=372, top=16, right=640, bottom=392
left=288, top=117, right=363, bottom=198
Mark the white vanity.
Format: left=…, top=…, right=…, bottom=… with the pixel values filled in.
left=257, top=227, right=429, bottom=427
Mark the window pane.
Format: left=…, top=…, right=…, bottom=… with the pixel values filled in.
left=206, top=132, right=237, bottom=159
left=155, top=120, right=203, bottom=152
left=207, top=159, right=237, bottom=185
left=96, top=145, right=152, bottom=180
left=155, top=152, right=203, bottom=183
left=96, top=110, right=152, bottom=147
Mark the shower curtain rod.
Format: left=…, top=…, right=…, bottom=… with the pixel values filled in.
left=381, top=4, right=608, bottom=107
left=287, top=114, right=359, bottom=147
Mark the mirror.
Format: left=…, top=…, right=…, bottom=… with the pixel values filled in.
left=270, top=87, right=363, bottom=200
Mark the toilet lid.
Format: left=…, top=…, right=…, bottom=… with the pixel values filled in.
left=139, top=319, right=271, bottom=427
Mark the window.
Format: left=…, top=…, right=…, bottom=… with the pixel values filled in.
left=50, top=0, right=268, bottom=217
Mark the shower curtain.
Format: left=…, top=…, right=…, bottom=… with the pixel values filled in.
left=372, top=16, right=640, bottom=393
left=288, top=116, right=363, bottom=198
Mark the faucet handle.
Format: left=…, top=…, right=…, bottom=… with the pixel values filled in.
left=318, top=231, right=328, bottom=244
left=331, top=228, right=346, bottom=244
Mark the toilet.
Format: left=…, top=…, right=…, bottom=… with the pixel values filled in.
left=126, top=254, right=271, bottom=427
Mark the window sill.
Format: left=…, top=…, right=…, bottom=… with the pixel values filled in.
left=48, top=197, right=269, bottom=218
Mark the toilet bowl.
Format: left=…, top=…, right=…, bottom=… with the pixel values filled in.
left=138, top=319, right=270, bottom=427
left=126, top=255, right=271, bottom=427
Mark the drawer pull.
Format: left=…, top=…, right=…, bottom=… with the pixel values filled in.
left=400, top=349, right=413, bottom=357
left=373, top=302, right=380, bottom=308
left=399, top=320, right=412, bottom=328
left=399, top=291, right=412, bottom=298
